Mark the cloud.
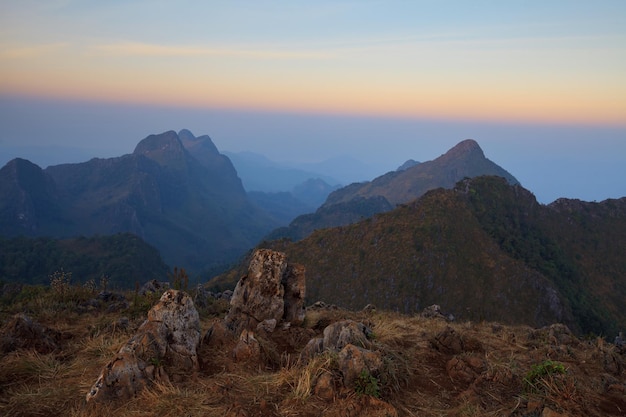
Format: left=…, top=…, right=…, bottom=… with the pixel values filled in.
left=0, top=42, right=69, bottom=59
left=92, top=41, right=334, bottom=60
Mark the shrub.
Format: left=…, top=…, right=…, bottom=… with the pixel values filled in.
left=354, top=369, right=380, bottom=398
left=523, top=360, right=567, bottom=393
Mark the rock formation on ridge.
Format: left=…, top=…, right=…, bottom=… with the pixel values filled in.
left=86, top=289, right=200, bottom=402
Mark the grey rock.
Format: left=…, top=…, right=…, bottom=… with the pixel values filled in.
left=86, top=290, right=200, bottom=403
left=224, top=249, right=306, bottom=335
left=0, top=313, right=61, bottom=354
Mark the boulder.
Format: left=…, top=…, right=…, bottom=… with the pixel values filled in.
left=139, top=279, right=169, bottom=296
left=0, top=313, right=61, bottom=354
left=203, top=320, right=235, bottom=348
left=300, top=320, right=375, bottom=363
left=314, top=371, right=336, bottom=401
left=232, top=329, right=261, bottom=363
left=300, top=337, right=325, bottom=362
left=223, top=249, right=306, bottom=335
left=86, top=290, right=200, bottom=402
left=337, top=343, right=383, bottom=388
left=421, top=304, right=454, bottom=321
left=323, top=320, right=374, bottom=351
left=430, top=326, right=483, bottom=354
left=445, top=356, right=485, bottom=384
left=282, top=263, right=306, bottom=326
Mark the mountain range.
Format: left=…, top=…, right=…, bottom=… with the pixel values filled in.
left=269, top=139, right=519, bottom=241
left=0, top=130, right=276, bottom=275
left=2, top=131, right=624, bottom=336
left=217, top=176, right=626, bottom=336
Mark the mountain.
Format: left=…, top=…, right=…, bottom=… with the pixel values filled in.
left=324, top=139, right=518, bottom=206
left=295, top=155, right=385, bottom=185
left=292, top=178, right=341, bottom=209
left=0, top=130, right=278, bottom=275
left=247, top=191, right=314, bottom=226
left=264, top=195, right=393, bottom=241
left=224, top=151, right=340, bottom=192
left=396, top=159, right=420, bottom=171
left=270, top=139, right=519, bottom=241
left=0, top=158, right=64, bottom=236
left=217, top=176, right=626, bottom=336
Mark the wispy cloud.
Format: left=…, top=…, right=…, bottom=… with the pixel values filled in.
left=93, top=41, right=334, bottom=60
left=0, top=42, right=69, bottom=59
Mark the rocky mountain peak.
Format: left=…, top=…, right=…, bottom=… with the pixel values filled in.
left=178, top=129, right=219, bottom=155
left=439, top=139, right=484, bottom=161
left=133, top=131, right=188, bottom=168
left=2, top=158, right=43, bottom=180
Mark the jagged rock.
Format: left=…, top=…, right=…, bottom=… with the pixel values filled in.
left=446, top=356, right=485, bottom=384
left=300, top=320, right=375, bottom=364
left=203, top=320, right=235, bottom=348
left=314, top=371, right=336, bottom=401
left=0, top=313, right=61, bottom=354
left=529, top=323, right=579, bottom=346
left=362, top=304, right=376, bottom=313
left=225, top=249, right=287, bottom=334
left=232, top=329, right=261, bottom=363
left=324, top=320, right=374, bottom=351
left=300, top=337, right=325, bottom=361
left=224, top=249, right=306, bottom=335
left=430, top=326, right=483, bottom=354
left=421, top=304, right=454, bottom=321
left=256, top=319, right=277, bottom=334
left=337, top=343, right=383, bottom=388
left=192, top=284, right=211, bottom=308
left=86, top=290, right=200, bottom=402
left=139, top=279, right=169, bottom=296
left=282, top=263, right=306, bottom=326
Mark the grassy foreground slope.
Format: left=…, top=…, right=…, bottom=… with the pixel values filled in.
left=0, top=282, right=624, bottom=417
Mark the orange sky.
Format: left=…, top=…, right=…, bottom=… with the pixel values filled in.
left=1, top=2, right=625, bottom=127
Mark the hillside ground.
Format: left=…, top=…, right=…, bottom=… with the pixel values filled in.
left=0, top=282, right=624, bottom=417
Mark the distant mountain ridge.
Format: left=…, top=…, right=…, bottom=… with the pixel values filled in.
left=270, top=139, right=519, bottom=241
left=216, top=176, right=626, bottom=336
left=0, top=130, right=277, bottom=275
left=224, top=151, right=340, bottom=192
left=324, top=139, right=518, bottom=206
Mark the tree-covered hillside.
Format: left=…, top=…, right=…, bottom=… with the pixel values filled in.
left=0, top=233, right=169, bottom=288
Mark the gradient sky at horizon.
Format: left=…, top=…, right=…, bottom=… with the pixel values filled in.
left=1, top=1, right=625, bottom=203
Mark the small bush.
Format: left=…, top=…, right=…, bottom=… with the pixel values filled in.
left=523, top=360, right=567, bottom=393
left=354, top=369, right=380, bottom=398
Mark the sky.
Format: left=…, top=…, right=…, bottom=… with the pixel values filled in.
left=0, top=1, right=625, bottom=203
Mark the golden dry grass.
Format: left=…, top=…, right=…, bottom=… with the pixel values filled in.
left=1, top=289, right=625, bottom=417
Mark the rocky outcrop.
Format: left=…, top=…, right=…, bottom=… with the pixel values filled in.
left=421, top=304, right=455, bottom=321
left=430, top=326, right=483, bottom=354
left=337, top=343, right=383, bottom=387
left=0, top=313, right=61, bottom=354
left=203, top=249, right=307, bottom=366
left=139, top=279, right=169, bottom=296
left=222, top=249, right=306, bottom=336
left=282, top=263, right=306, bottom=326
left=86, top=289, right=200, bottom=402
left=299, top=319, right=383, bottom=397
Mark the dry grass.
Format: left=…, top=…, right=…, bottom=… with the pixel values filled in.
left=1, top=287, right=625, bottom=417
